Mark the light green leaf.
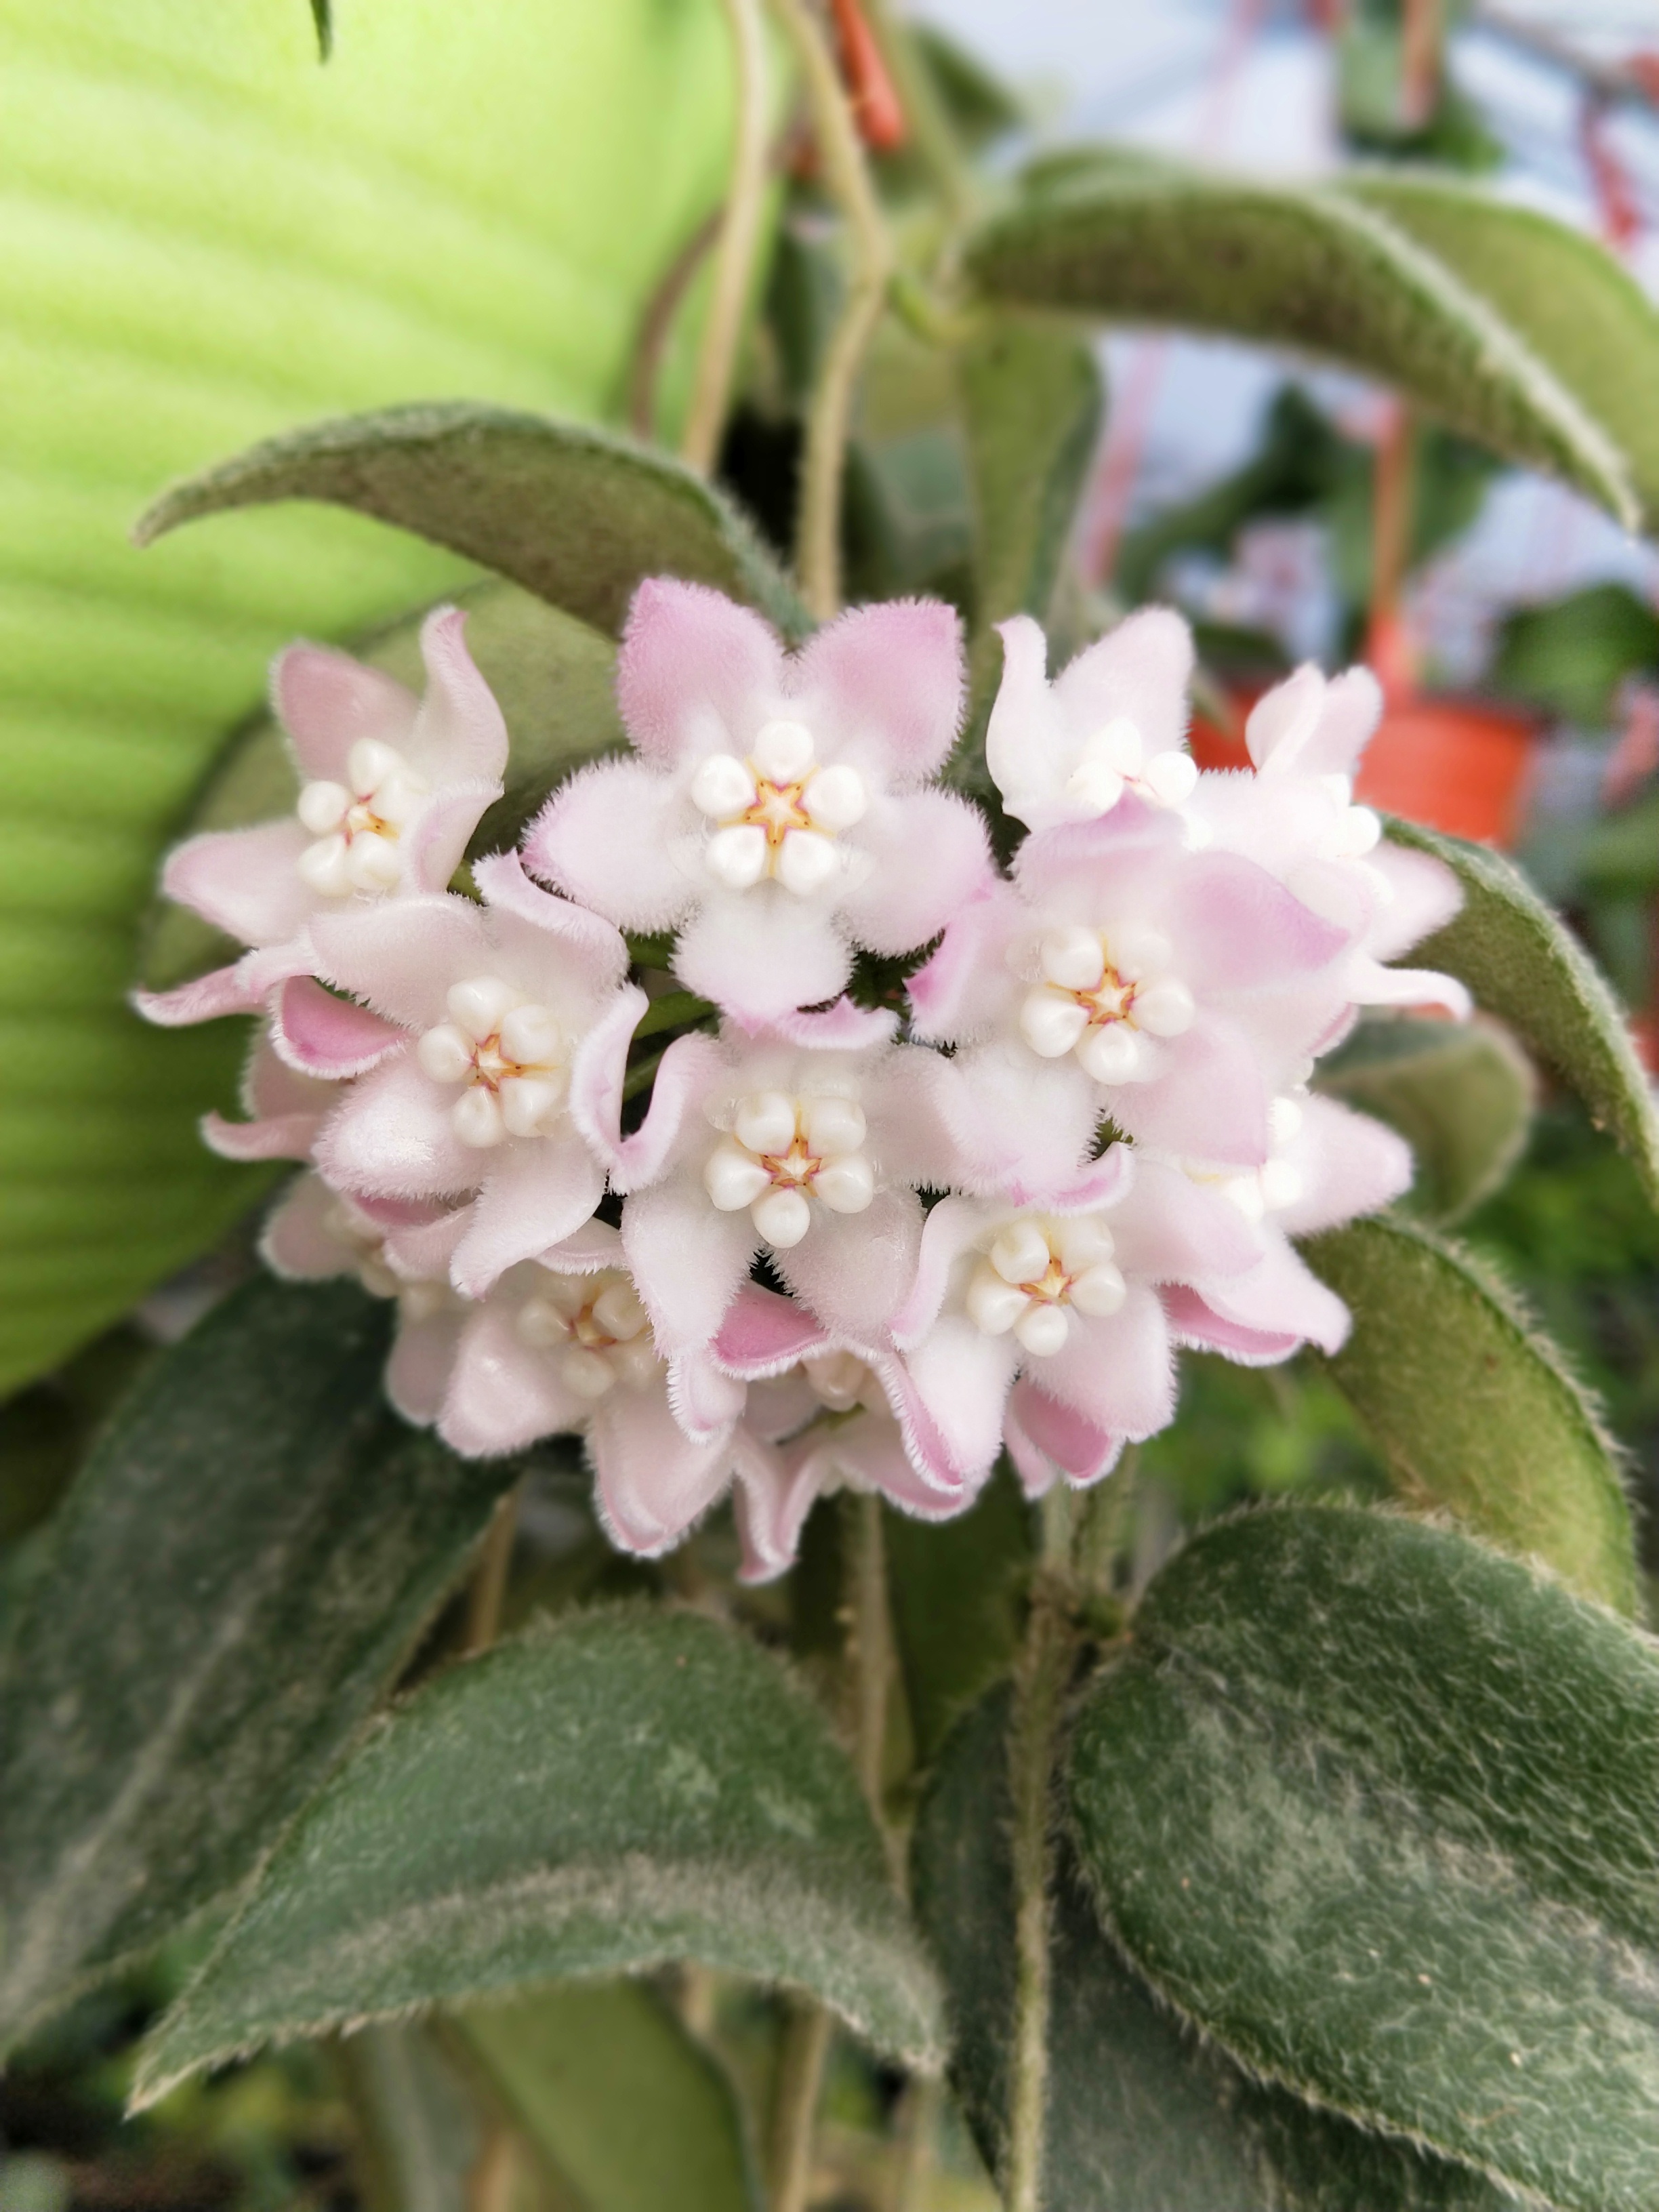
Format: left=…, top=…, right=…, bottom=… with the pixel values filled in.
left=132, top=1610, right=944, bottom=2108
left=142, top=580, right=624, bottom=995
left=0, top=1276, right=518, bottom=2053
left=1343, top=171, right=1659, bottom=531
left=1067, top=1502, right=1659, bottom=2212
left=1314, top=1015, right=1534, bottom=1224
left=136, top=403, right=809, bottom=643
left=0, top=0, right=745, bottom=1396
left=457, top=1984, right=760, bottom=2212
left=1385, top=817, right=1659, bottom=1206
left=339, top=2023, right=484, bottom=2212
left=913, top=1683, right=1502, bottom=2209
left=1305, top=1212, right=1635, bottom=1610
left=966, top=161, right=1636, bottom=525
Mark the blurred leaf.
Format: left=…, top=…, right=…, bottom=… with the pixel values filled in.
left=1580, top=787, right=1659, bottom=901
left=133, top=1610, right=944, bottom=2108
left=1315, top=1015, right=1534, bottom=1223
left=913, top=1683, right=1502, bottom=2209
left=1492, top=581, right=1659, bottom=729
left=0, top=1278, right=519, bottom=2053
left=1385, top=817, right=1659, bottom=1206
left=308, top=0, right=332, bottom=62
left=136, top=403, right=808, bottom=642
left=884, top=1469, right=1029, bottom=1768
left=1343, top=173, right=1659, bottom=531
left=967, top=161, right=1637, bottom=526
left=910, top=24, right=1025, bottom=148
left=457, top=1984, right=760, bottom=2212
left=1068, top=1502, right=1659, bottom=2212
left=0, top=1, right=748, bottom=1399
left=340, top=2023, right=483, bottom=2212
left=142, top=581, right=623, bottom=994
left=843, top=426, right=974, bottom=604
left=958, top=316, right=1103, bottom=699
left=1306, top=1212, right=1635, bottom=1610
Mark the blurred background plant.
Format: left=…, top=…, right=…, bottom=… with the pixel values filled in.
left=12, top=1, right=1659, bottom=2205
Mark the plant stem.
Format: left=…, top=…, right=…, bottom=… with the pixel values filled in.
left=462, top=1487, right=520, bottom=1657
left=767, top=0, right=895, bottom=619
left=682, top=0, right=772, bottom=474
left=768, top=1996, right=835, bottom=2212
left=1004, top=1497, right=1080, bottom=2212
left=890, top=2072, right=942, bottom=2212
left=847, top=1490, right=894, bottom=1824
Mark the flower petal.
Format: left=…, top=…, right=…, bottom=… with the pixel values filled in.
left=272, top=643, right=417, bottom=783
left=714, top=1283, right=830, bottom=1377
left=617, top=577, right=785, bottom=765
left=161, top=821, right=314, bottom=949
left=1366, top=844, right=1462, bottom=960
left=134, top=960, right=263, bottom=1029
left=667, top=1349, right=749, bottom=1443
left=621, top=1173, right=759, bottom=1355
left=260, top=1171, right=352, bottom=1279
left=587, top=1376, right=736, bottom=1555
left=523, top=756, right=694, bottom=932
left=1197, top=1237, right=1351, bottom=1355
left=985, top=615, right=1073, bottom=828
left=405, top=606, right=510, bottom=784
left=472, top=849, right=630, bottom=991
left=450, top=1130, right=607, bottom=1298
left=310, top=893, right=485, bottom=1031
left=405, top=780, right=502, bottom=894
left=315, top=1048, right=478, bottom=1201
left=791, top=596, right=964, bottom=783
left=1004, top=1378, right=1122, bottom=1496
left=733, top=1432, right=825, bottom=1583
left=385, top=1307, right=468, bottom=1427
left=1052, top=605, right=1195, bottom=762
left=1109, top=1019, right=1272, bottom=1166
left=907, top=1315, right=1019, bottom=1486
left=1276, top=1094, right=1412, bottom=1235
left=766, top=998, right=900, bottom=1052
left=672, top=885, right=851, bottom=1028
left=441, top=1292, right=586, bottom=1458
left=774, top=1186, right=924, bottom=1341
left=838, top=788, right=994, bottom=957
left=598, top=1027, right=725, bottom=1195
left=1040, top=1285, right=1175, bottom=1440
left=1162, top=1284, right=1301, bottom=1366
left=907, top=883, right=1023, bottom=1045
left=270, top=975, right=403, bottom=1080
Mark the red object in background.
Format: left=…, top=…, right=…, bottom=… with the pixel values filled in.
left=830, top=0, right=907, bottom=152
left=1580, top=94, right=1643, bottom=251
left=1190, top=691, right=1538, bottom=848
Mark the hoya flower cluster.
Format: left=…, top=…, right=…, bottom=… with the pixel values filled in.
left=141, top=583, right=1467, bottom=1578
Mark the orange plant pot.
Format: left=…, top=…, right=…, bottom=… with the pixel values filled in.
left=1190, top=693, right=1539, bottom=849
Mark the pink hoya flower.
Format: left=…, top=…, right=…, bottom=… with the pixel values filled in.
left=138, top=608, right=508, bottom=1027
left=611, top=1014, right=964, bottom=1364
left=199, top=1031, right=338, bottom=1165
left=986, top=609, right=1199, bottom=833
left=910, top=804, right=1352, bottom=1174
left=525, top=579, right=991, bottom=1027
left=1185, top=663, right=1471, bottom=1019
left=891, top=1143, right=1261, bottom=1491
left=260, top=1170, right=469, bottom=1427
left=296, top=851, right=636, bottom=1297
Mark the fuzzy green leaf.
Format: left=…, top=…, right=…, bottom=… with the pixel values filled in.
left=1305, top=1212, right=1635, bottom=1610
left=132, top=1610, right=943, bottom=2107
left=136, top=403, right=809, bottom=643
left=1067, top=1502, right=1659, bottom=2212
left=1315, top=1015, right=1534, bottom=1224
left=0, top=1, right=749, bottom=1398
left=1385, top=817, right=1659, bottom=1206
left=142, top=580, right=623, bottom=995
left=1342, top=172, right=1659, bottom=531
left=457, top=1984, right=760, bottom=2212
left=0, top=1277, right=518, bottom=2053
left=958, top=316, right=1103, bottom=685
left=966, top=162, right=1636, bottom=525
left=914, top=1683, right=1502, bottom=2209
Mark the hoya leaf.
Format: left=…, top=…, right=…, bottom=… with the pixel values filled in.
left=1385, top=817, right=1659, bottom=1206
left=1342, top=172, right=1659, bottom=531
left=0, top=1277, right=518, bottom=2053
left=913, top=1683, right=1502, bottom=2210
left=1305, top=1212, right=1635, bottom=1612
left=142, top=580, right=624, bottom=995
left=884, top=1471, right=1029, bottom=1767
left=339, top=2023, right=484, bottom=2212
left=456, top=1984, right=760, bottom=2212
left=132, top=1610, right=944, bottom=2107
left=958, top=314, right=1104, bottom=703
left=136, top=403, right=809, bottom=643
left=0, top=0, right=750, bottom=1399
left=966, top=164, right=1636, bottom=525
left=1314, top=1015, right=1534, bottom=1224
left=1067, top=1503, right=1659, bottom=2212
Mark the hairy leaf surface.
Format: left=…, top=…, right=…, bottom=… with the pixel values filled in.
left=914, top=1684, right=1502, bottom=2209
left=1386, top=818, right=1659, bottom=1204
left=966, top=163, right=1635, bottom=524
left=136, top=403, right=808, bottom=642
left=1306, top=1213, right=1634, bottom=1610
left=133, top=1610, right=943, bottom=2106
left=457, top=1984, right=760, bottom=2212
left=0, top=1278, right=517, bottom=2052
left=1343, top=172, right=1659, bottom=529
left=1068, top=1504, right=1659, bottom=2212
left=1315, top=1016, right=1534, bottom=1224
